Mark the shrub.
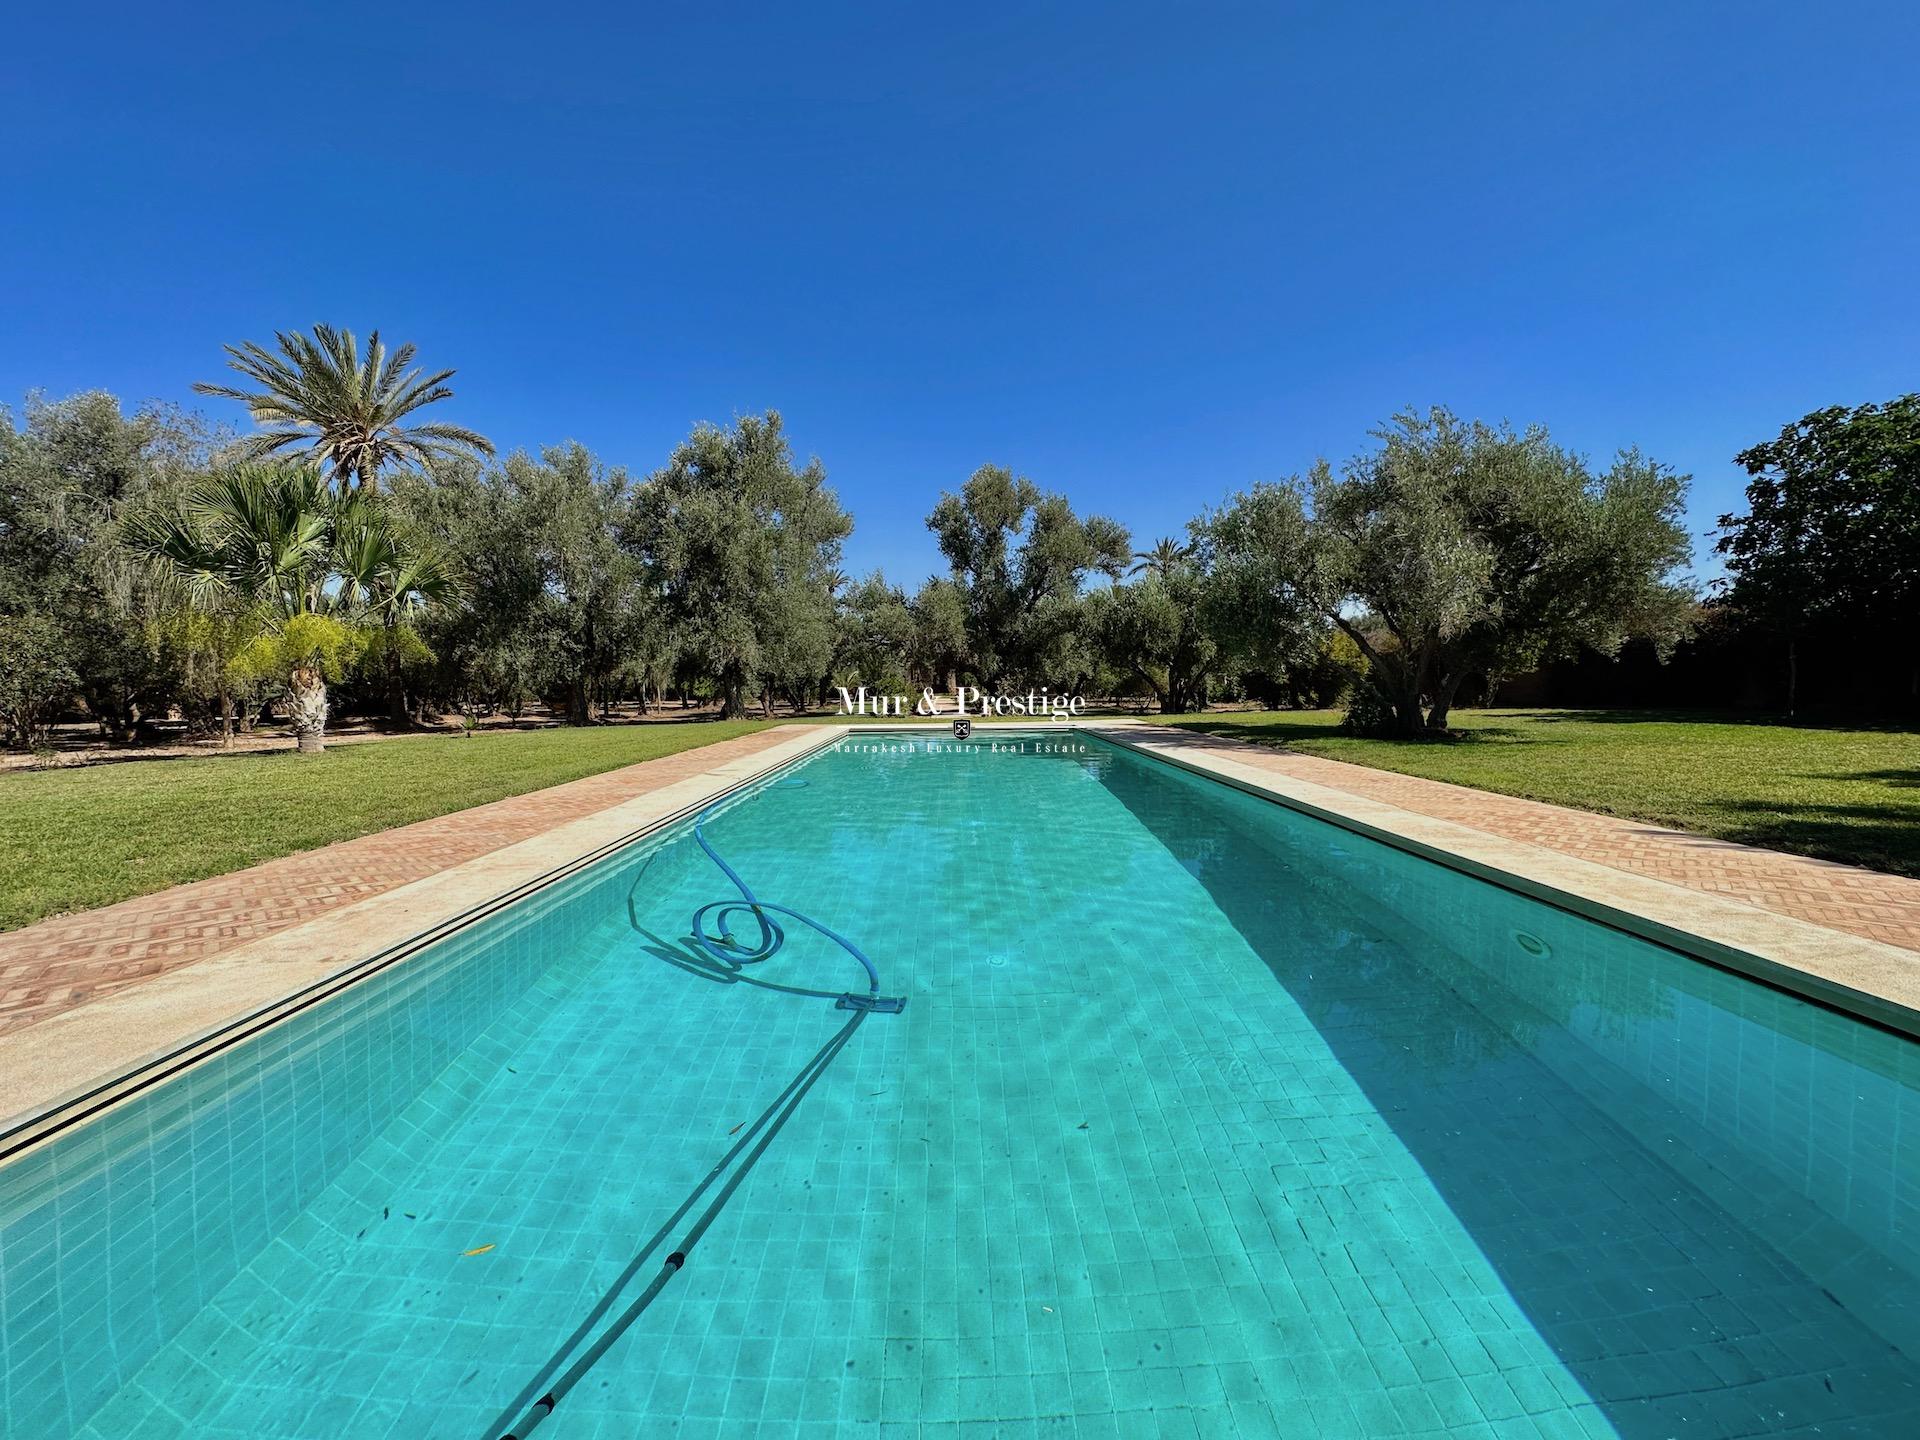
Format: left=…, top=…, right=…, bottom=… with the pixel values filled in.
left=0, top=615, right=79, bottom=749
left=1340, top=680, right=1400, bottom=736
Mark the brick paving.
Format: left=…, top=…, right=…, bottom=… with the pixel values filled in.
left=1139, top=727, right=1920, bottom=954
left=4, top=722, right=1917, bottom=1043
left=0, top=727, right=807, bottom=1038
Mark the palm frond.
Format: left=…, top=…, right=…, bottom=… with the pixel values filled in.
left=406, top=420, right=495, bottom=450
left=196, top=326, right=492, bottom=492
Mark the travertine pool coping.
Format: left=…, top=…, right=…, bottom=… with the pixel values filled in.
left=1087, top=721, right=1920, bottom=1036
left=0, top=724, right=845, bottom=1161
left=5, top=717, right=1915, bottom=1165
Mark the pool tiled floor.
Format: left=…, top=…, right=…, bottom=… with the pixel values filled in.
left=46, top=733, right=1918, bottom=1437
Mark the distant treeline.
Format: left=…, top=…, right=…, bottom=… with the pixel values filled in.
left=2, top=327, right=1913, bottom=754
left=1507, top=619, right=1913, bottom=717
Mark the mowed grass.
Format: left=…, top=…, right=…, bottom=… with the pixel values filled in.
left=1147, top=708, right=1920, bottom=879
left=7, top=706, right=1915, bottom=932
left=0, top=711, right=1083, bottom=930
left=0, top=721, right=770, bottom=931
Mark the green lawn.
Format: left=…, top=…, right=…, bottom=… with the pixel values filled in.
left=0, top=721, right=771, bottom=931
left=7, top=706, right=1915, bottom=933
left=1147, top=708, right=1920, bottom=880
left=0, top=711, right=1080, bottom=930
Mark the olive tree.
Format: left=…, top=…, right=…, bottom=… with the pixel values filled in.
left=908, top=577, right=970, bottom=689
left=388, top=464, right=550, bottom=718
left=836, top=572, right=917, bottom=694
left=1204, top=409, right=1693, bottom=734
left=511, top=444, right=647, bottom=723
left=0, top=615, right=77, bottom=748
left=1087, top=559, right=1221, bottom=714
left=0, top=392, right=218, bottom=742
left=925, top=464, right=1129, bottom=686
left=634, top=412, right=851, bottom=718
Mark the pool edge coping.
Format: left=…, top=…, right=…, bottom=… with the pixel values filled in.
left=1082, top=720, right=1920, bottom=1037
left=0, top=723, right=848, bottom=1167
left=7, top=714, right=1915, bottom=1166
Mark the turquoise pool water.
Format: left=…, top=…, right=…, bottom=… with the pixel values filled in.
left=4, top=732, right=1918, bottom=1437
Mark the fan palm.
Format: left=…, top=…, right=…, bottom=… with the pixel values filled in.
left=138, top=464, right=339, bottom=619
left=1129, top=537, right=1191, bottom=580
left=195, top=325, right=495, bottom=493
left=133, top=463, right=357, bottom=753
left=334, top=503, right=465, bottom=725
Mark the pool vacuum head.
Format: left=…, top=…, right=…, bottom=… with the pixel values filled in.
left=838, top=992, right=908, bottom=1013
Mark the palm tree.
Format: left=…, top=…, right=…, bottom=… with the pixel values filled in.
left=141, top=464, right=338, bottom=615
left=134, top=463, right=355, bottom=754
left=334, top=503, right=464, bottom=726
left=195, top=325, right=495, bottom=493
left=1129, top=537, right=1191, bottom=580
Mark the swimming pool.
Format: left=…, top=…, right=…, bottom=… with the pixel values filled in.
left=3, top=731, right=1916, bottom=1437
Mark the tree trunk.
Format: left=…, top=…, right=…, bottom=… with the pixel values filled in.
left=384, top=616, right=408, bottom=728
left=1158, top=669, right=1190, bottom=714
left=1364, top=677, right=1427, bottom=735
left=1425, top=671, right=1466, bottom=732
left=719, top=666, right=747, bottom=719
left=1786, top=635, right=1798, bottom=717
left=289, top=667, right=328, bottom=754
left=569, top=673, right=591, bottom=726
left=89, top=688, right=139, bottom=745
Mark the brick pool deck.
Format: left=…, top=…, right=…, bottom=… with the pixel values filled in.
left=1137, top=728, right=1920, bottom=954
left=0, top=727, right=805, bottom=1038
left=3, top=721, right=1918, bottom=1045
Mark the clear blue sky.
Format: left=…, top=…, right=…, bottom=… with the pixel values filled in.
left=6, top=2, right=1916, bottom=587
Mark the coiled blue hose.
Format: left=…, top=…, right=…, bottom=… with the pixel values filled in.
left=493, top=772, right=904, bottom=1438
left=687, top=778, right=905, bottom=1014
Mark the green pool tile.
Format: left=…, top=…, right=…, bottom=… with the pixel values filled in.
left=3, top=733, right=1916, bottom=1438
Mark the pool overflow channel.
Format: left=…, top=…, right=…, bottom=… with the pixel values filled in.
left=490, top=773, right=906, bottom=1440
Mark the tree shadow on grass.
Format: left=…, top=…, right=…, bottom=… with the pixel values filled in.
left=1704, top=799, right=1920, bottom=880
left=1149, top=718, right=1338, bottom=748
left=1152, top=717, right=1529, bottom=749
left=1524, top=708, right=1920, bottom=735
left=1846, top=769, right=1920, bottom=788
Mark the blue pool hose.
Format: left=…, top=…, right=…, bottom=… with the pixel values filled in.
left=686, top=778, right=905, bottom=1014
left=490, top=770, right=902, bottom=1438
left=491, top=1011, right=867, bottom=1440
